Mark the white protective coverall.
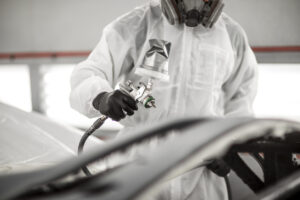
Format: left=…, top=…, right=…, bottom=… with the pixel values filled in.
left=70, top=0, right=258, bottom=199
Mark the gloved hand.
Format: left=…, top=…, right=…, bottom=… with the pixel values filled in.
left=92, top=90, right=138, bottom=121
left=207, top=159, right=231, bottom=177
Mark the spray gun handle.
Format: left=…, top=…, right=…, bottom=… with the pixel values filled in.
left=91, top=115, right=108, bottom=130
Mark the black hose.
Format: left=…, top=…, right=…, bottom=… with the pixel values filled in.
left=225, top=175, right=232, bottom=200
left=78, top=115, right=108, bottom=176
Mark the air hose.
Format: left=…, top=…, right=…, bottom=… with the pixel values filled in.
left=77, top=115, right=108, bottom=176
left=77, top=80, right=157, bottom=176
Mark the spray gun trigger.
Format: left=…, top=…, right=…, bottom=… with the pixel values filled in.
left=151, top=101, right=156, bottom=108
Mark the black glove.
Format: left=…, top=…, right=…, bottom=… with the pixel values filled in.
left=207, top=159, right=231, bottom=177
left=92, top=90, right=138, bottom=121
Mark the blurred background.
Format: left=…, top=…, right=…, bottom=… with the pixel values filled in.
left=0, top=0, right=300, bottom=136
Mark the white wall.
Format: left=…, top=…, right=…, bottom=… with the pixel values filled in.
left=224, top=0, right=300, bottom=46
left=0, top=0, right=148, bottom=52
left=0, top=0, right=299, bottom=53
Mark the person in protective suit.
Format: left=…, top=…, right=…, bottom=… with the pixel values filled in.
left=70, top=0, right=258, bottom=199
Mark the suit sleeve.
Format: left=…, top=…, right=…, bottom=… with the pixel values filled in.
left=69, top=25, right=134, bottom=118
left=223, top=25, right=258, bottom=117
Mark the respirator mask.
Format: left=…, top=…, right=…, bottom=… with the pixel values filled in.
left=161, top=0, right=224, bottom=28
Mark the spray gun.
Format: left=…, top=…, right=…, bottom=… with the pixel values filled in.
left=120, top=39, right=171, bottom=108
left=78, top=39, right=171, bottom=176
